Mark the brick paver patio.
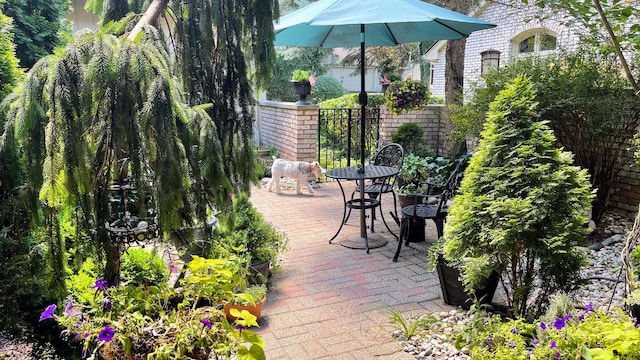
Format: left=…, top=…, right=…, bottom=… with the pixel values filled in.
left=250, top=180, right=454, bottom=359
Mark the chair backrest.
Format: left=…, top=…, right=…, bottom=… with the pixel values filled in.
left=372, top=143, right=404, bottom=186
left=373, top=143, right=404, bottom=170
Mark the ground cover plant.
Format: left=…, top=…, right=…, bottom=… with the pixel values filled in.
left=441, top=76, right=593, bottom=318
left=40, top=254, right=266, bottom=360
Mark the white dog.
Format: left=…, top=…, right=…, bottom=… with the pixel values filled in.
left=268, top=159, right=324, bottom=195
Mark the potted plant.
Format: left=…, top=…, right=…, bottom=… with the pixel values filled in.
left=291, top=69, right=312, bottom=105
left=212, top=193, right=288, bottom=284
left=438, top=77, right=593, bottom=318
left=223, top=284, right=268, bottom=323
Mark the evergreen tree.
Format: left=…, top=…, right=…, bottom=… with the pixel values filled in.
left=441, top=76, right=594, bottom=318
left=2, top=0, right=70, bottom=69
left=0, top=0, right=279, bottom=284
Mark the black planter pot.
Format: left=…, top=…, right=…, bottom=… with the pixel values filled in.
left=630, top=304, right=640, bottom=324
left=291, top=80, right=312, bottom=105
left=436, top=254, right=499, bottom=309
left=398, top=193, right=426, bottom=243
left=249, top=260, right=270, bottom=285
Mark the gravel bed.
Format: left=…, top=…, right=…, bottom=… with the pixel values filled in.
left=397, top=212, right=636, bottom=360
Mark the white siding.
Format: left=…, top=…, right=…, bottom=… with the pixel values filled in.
left=430, top=2, right=583, bottom=97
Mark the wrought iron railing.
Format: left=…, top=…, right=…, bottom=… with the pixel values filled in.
left=317, top=107, right=380, bottom=172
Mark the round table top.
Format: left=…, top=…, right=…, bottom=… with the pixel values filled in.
left=325, top=165, right=399, bottom=180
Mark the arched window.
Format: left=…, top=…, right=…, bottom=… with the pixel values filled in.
left=513, top=30, right=557, bottom=56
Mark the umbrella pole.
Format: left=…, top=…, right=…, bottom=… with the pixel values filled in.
left=358, top=24, right=368, bottom=243
left=358, top=24, right=367, bottom=172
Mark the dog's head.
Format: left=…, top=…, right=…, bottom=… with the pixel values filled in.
left=310, top=161, right=325, bottom=179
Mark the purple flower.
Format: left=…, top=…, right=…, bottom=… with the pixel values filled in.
left=39, top=304, right=57, bottom=321
left=554, top=350, right=561, bottom=359
left=553, top=317, right=566, bottom=330
left=550, top=341, right=557, bottom=349
left=235, top=325, right=248, bottom=332
left=90, top=279, right=108, bottom=293
left=540, top=322, right=547, bottom=330
left=509, top=341, right=516, bottom=348
left=64, top=296, right=82, bottom=317
left=487, top=312, right=493, bottom=318
left=485, top=337, right=493, bottom=345
left=511, top=326, right=518, bottom=334
left=102, top=297, right=112, bottom=311
left=200, top=318, right=212, bottom=328
left=97, top=326, right=115, bottom=342
left=585, top=302, right=593, bottom=314
left=82, top=348, right=91, bottom=359
left=532, top=338, right=539, bottom=346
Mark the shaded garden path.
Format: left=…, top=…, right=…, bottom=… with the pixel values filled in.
left=250, top=181, right=454, bottom=359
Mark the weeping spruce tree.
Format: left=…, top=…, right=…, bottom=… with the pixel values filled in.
left=1, top=0, right=278, bottom=285
left=441, top=76, right=594, bottom=318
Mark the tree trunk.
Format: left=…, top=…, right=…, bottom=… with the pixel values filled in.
left=127, top=0, right=169, bottom=40
left=444, top=38, right=466, bottom=157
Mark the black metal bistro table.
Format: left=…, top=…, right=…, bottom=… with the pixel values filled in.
left=325, top=165, right=399, bottom=252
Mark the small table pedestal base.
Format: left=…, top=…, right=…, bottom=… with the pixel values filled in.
left=340, top=233, right=388, bottom=250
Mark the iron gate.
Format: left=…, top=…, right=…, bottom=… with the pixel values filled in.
left=317, top=107, right=381, bottom=170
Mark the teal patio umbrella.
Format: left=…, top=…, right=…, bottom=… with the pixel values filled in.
left=274, top=0, right=496, bottom=169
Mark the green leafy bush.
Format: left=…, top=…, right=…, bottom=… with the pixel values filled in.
left=212, top=193, right=287, bottom=265
left=319, top=93, right=385, bottom=108
left=441, top=77, right=594, bottom=318
left=448, top=47, right=638, bottom=221
left=291, top=69, right=310, bottom=81
left=120, top=248, right=169, bottom=287
left=39, top=255, right=265, bottom=359
left=459, top=303, right=640, bottom=360
left=391, top=122, right=435, bottom=157
left=310, top=75, right=346, bottom=103
left=0, top=227, right=56, bottom=328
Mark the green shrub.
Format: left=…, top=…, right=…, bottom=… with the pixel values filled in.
left=120, top=248, right=169, bottom=287
left=212, top=193, right=287, bottom=265
left=0, top=227, right=56, bottom=328
left=448, top=46, right=638, bottom=221
left=310, top=75, right=346, bottom=103
left=291, top=69, right=310, bottom=81
left=441, top=76, right=594, bottom=318
left=390, top=122, right=434, bottom=157
left=319, top=93, right=385, bottom=108
left=458, top=303, right=640, bottom=360
left=67, top=257, right=101, bottom=305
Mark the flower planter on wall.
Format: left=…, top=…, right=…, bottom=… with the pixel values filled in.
left=291, top=80, right=311, bottom=105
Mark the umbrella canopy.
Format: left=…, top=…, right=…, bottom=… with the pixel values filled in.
left=274, top=0, right=496, bottom=169
left=274, top=0, right=496, bottom=48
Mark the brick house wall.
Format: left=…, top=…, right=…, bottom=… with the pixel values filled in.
left=429, top=2, right=582, bottom=97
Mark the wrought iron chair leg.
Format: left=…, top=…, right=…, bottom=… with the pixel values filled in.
left=394, top=216, right=408, bottom=262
